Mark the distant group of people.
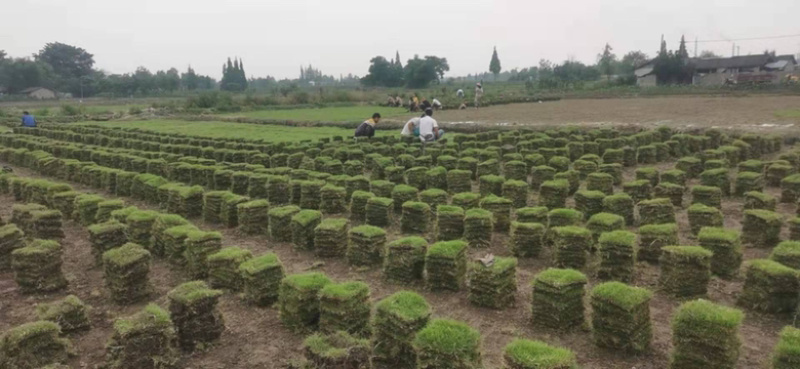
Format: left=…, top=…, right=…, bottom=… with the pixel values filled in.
left=354, top=108, right=443, bottom=143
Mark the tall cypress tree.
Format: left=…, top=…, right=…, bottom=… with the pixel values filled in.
left=678, top=35, right=689, bottom=59
left=489, top=46, right=502, bottom=81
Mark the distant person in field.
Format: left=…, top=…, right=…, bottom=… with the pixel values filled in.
left=386, top=96, right=396, bottom=107
left=354, top=113, right=380, bottom=139
left=395, top=95, right=403, bottom=107
left=418, top=108, right=444, bottom=142
left=432, top=98, right=442, bottom=110
left=456, top=88, right=464, bottom=98
left=401, top=114, right=422, bottom=137
left=420, top=98, right=432, bottom=112
left=21, top=111, right=36, bottom=128
left=474, top=82, right=484, bottom=108
left=459, top=102, right=467, bottom=110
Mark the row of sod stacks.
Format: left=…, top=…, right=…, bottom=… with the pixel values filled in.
left=12, top=239, right=67, bottom=293
left=12, top=203, right=47, bottom=233
left=318, top=281, right=371, bottom=336
left=125, top=210, right=158, bottom=249
left=468, top=257, right=517, bottom=309
left=384, top=237, right=427, bottom=284
left=371, top=291, right=431, bottom=369
left=591, top=282, right=652, bottom=353
left=239, top=253, right=284, bottom=306
left=742, top=209, right=783, bottom=248
left=167, top=281, right=225, bottom=352
left=426, top=241, right=468, bottom=291
left=530, top=268, right=587, bottom=331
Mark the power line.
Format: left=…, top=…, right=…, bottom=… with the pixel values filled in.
left=696, top=33, right=800, bottom=44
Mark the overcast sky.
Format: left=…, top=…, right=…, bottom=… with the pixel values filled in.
left=4, top=0, right=800, bottom=80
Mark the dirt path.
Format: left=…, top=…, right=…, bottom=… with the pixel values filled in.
left=428, top=95, right=800, bottom=134
left=0, top=157, right=794, bottom=368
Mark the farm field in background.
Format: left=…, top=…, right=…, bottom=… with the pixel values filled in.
left=222, top=105, right=411, bottom=122
left=75, top=119, right=395, bottom=141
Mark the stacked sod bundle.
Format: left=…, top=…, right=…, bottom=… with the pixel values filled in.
left=220, top=193, right=249, bottom=228
left=547, top=208, right=583, bottom=230
left=52, top=191, right=79, bottom=219
left=436, top=205, right=464, bottom=241
left=599, top=163, right=624, bottom=186
left=347, top=225, right=386, bottom=266
left=303, top=331, right=370, bottom=368
left=661, top=169, right=687, bottom=186
left=207, top=247, right=253, bottom=291
left=738, top=259, right=799, bottom=313
left=654, top=182, right=685, bottom=207
left=530, top=165, right=556, bottom=190
left=111, top=206, right=139, bottom=224
left=591, top=282, right=652, bottom=353
left=602, top=193, right=635, bottom=226
left=96, top=199, right=124, bottom=223
left=419, top=188, right=448, bottom=215
left=36, top=295, right=91, bottom=333
left=87, top=221, right=128, bottom=264
left=638, top=223, right=678, bottom=263
left=384, top=237, right=427, bottom=284
left=574, top=190, right=606, bottom=219
left=447, top=169, right=473, bottom=194
left=687, top=195, right=725, bottom=229
left=504, top=160, right=528, bottom=181
left=426, top=166, right=448, bottom=191
left=365, top=197, right=393, bottom=227
left=239, top=253, right=284, bottom=306
left=124, top=210, right=158, bottom=251
left=782, top=174, right=800, bottom=204
left=468, top=257, right=517, bottom=309
left=479, top=174, right=505, bottom=197
left=530, top=268, right=587, bottom=331
left=266, top=176, right=289, bottom=205
left=299, top=180, right=323, bottom=210
left=700, top=168, right=731, bottom=196
left=502, top=180, right=529, bottom=208
left=74, top=194, right=105, bottom=225
left=598, top=231, right=637, bottom=282
left=11, top=239, right=67, bottom=293
left=622, top=180, right=652, bottom=203
left=278, top=272, right=331, bottom=333
left=202, top=191, right=227, bottom=224
left=12, top=203, right=46, bottom=234
left=742, top=209, right=783, bottom=248
left=515, top=207, right=548, bottom=224
left=289, top=210, right=322, bottom=252
left=268, top=205, right=300, bottom=242
left=638, top=198, right=675, bottom=225
left=103, top=243, right=152, bottom=304
left=162, top=225, right=198, bottom=266
left=773, top=326, right=800, bottom=369
left=464, top=209, right=493, bottom=249
left=150, top=214, right=189, bottom=257
left=247, top=173, right=270, bottom=199
left=413, top=319, right=482, bottom=369
left=0, top=321, right=72, bottom=368
left=452, top=192, right=481, bottom=210
left=0, top=224, right=24, bottom=270
left=320, top=184, right=347, bottom=214
left=744, top=191, right=776, bottom=211
left=391, top=184, right=418, bottom=213
left=659, top=246, right=712, bottom=298
left=539, top=180, right=569, bottom=209
left=552, top=226, right=593, bottom=269
left=479, top=195, right=511, bottom=233
left=691, top=185, right=722, bottom=208
left=554, top=170, right=580, bottom=195
left=371, top=291, right=431, bottom=369
left=670, top=299, right=743, bottom=369
left=503, top=339, right=578, bottom=369
left=318, top=281, right=371, bottom=336
left=791, top=218, right=800, bottom=241
left=635, top=167, right=660, bottom=186
left=167, top=281, right=225, bottom=351
left=425, top=240, right=468, bottom=291
left=314, top=218, right=350, bottom=258
left=676, top=156, right=703, bottom=178
left=184, top=230, right=223, bottom=279
left=736, top=171, right=764, bottom=196
left=509, top=222, right=545, bottom=258
left=401, top=201, right=431, bottom=234
left=772, top=241, right=800, bottom=269
left=405, top=167, right=428, bottom=190
left=573, top=159, right=597, bottom=179
left=29, top=209, right=64, bottom=240
left=345, top=176, right=370, bottom=201
left=587, top=213, right=625, bottom=242
left=349, top=190, right=374, bottom=222
left=587, top=172, right=614, bottom=195
left=698, top=227, right=742, bottom=279
left=237, top=199, right=269, bottom=235
left=105, top=304, right=179, bottom=369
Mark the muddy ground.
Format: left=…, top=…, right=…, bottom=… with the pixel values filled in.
left=0, top=150, right=795, bottom=368
left=427, top=95, right=800, bottom=135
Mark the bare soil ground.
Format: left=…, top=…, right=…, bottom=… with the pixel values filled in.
left=430, top=95, right=800, bottom=134
left=0, top=150, right=795, bottom=368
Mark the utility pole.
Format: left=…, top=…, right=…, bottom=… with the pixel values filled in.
left=732, top=43, right=736, bottom=57
left=694, top=36, right=698, bottom=57
left=737, top=46, right=740, bottom=56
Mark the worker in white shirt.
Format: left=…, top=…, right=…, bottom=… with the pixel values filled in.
left=431, top=98, right=442, bottom=110
left=401, top=115, right=422, bottom=137
left=418, top=108, right=444, bottom=142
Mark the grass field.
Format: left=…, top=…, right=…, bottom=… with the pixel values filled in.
left=76, top=119, right=395, bottom=141
left=223, top=105, right=411, bottom=122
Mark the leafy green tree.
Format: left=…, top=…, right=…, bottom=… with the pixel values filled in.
left=620, top=51, right=649, bottom=73
left=220, top=57, right=247, bottom=92
left=699, top=50, right=721, bottom=58
left=489, top=47, right=501, bottom=80
left=35, top=42, right=94, bottom=79
left=404, top=55, right=449, bottom=88
left=0, top=58, right=55, bottom=93
left=597, top=43, right=616, bottom=80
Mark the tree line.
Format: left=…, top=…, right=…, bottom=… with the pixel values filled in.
left=361, top=52, right=450, bottom=89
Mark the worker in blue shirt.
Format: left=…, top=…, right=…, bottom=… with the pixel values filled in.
left=21, top=111, right=36, bottom=127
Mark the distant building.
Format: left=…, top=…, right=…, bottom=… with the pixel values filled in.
left=20, top=87, right=57, bottom=99
left=634, top=54, right=797, bottom=86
